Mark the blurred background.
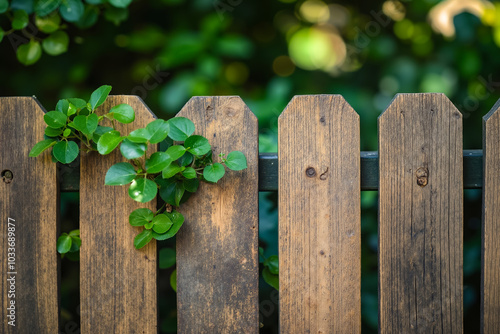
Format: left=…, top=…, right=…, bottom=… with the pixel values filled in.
left=2, top=0, right=499, bottom=332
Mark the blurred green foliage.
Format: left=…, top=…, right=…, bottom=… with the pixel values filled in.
left=2, top=0, right=499, bottom=332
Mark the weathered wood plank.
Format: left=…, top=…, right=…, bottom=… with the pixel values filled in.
left=278, top=95, right=361, bottom=333
left=482, top=100, right=500, bottom=333
left=176, top=96, right=259, bottom=333
left=378, top=93, right=463, bottom=333
left=0, top=97, right=59, bottom=333
left=80, top=96, right=157, bottom=333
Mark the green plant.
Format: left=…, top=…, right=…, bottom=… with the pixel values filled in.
left=30, top=85, right=247, bottom=254
left=259, top=247, right=278, bottom=290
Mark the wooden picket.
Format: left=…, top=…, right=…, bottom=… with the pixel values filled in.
left=378, top=94, right=463, bottom=333
left=1, top=93, right=500, bottom=333
left=482, top=101, right=500, bottom=333
left=278, top=95, right=361, bottom=332
left=79, top=96, right=158, bottom=333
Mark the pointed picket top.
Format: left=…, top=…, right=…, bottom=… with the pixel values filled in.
left=0, top=97, right=59, bottom=333
left=176, top=96, right=259, bottom=333
left=279, top=94, right=359, bottom=121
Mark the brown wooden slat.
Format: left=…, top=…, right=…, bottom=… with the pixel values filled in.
left=80, top=96, right=157, bottom=333
left=378, top=93, right=463, bottom=333
left=482, top=100, right=500, bottom=333
left=0, top=97, right=59, bottom=333
left=176, top=96, right=259, bottom=333
left=278, top=95, right=361, bottom=333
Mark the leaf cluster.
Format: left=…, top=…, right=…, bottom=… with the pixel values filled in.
left=259, top=247, right=278, bottom=290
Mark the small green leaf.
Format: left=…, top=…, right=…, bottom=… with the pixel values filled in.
left=262, top=267, right=279, bottom=290
left=109, top=0, right=132, bottom=8
left=17, top=40, right=42, bottom=65
left=224, top=151, right=247, bottom=171
left=159, top=248, right=176, bottom=269
left=146, top=119, right=170, bottom=144
left=264, top=255, right=279, bottom=275
left=97, top=130, right=123, bottom=155
left=144, top=222, right=153, bottom=229
left=69, top=236, right=81, bottom=252
left=153, top=210, right=184, bottom=240
left=89, top=85, right=112, bottom=111
left=145, top=152, right=171, bottom=174
left=92, top=125, right=113, bottom=142
left=29, top=139, right=57, bottom=157
left=203, top=163, right=225, bottom=183
left=63, top=128, right=71, bottom=137
left=67, top=98, right=87, bottom=110
left=69, top=229, right=80, bottom=237
left=129, top=208, right=154, bottom=226
left=127, top=128, right=151, bottom=143
left=157, top=177, right=180, bottom=206
left=120, top=139, right=147, bottom=159
left=152, top=214, right=173, bottom=234
left=174, top=183, right=184, bottom=206
left=0, top=0, right=8, bottom=13
left=184, top=135, right=210, bottom=156
left=108, top=103, right=135, bottom=124
left=166, top=145, right=186, bottom=160
left=134, top=229, right=153, bottom=249
left=35, top=0, right=60, bottom=16
left=73, top=113, right=98, bottom=136
left=42, top=30, right=69, bottom=56
left=60, top=0, right=84, bottom=22
left=12, top=10, right=29, bottom=30
left=104, top=6, right=128, bottom=25
left=182, top=167, right=197, bottom=179
left=128, top=178, right=158, bottom=203
left=75, top=5, right=98, bottom=29
left=170, top=269, right=177, bottom=292
left=162, top=161, right=182, bottom=179
left=167, top=117, right=195, bottom=141
left=45, top=127, right=62, bottom=137
left=56, top=99, right=69, bottom=114
left=183, top=178, right=199, bottom=193
left=105, top=162, right=136, bottom=185
left=52, top=140, right=79, bottom=163
left=35, top=12, right=61, bottom=33
left=57, top=234, right=72, bottom=253
left=44, top=110, right=68, bottom=128
left=178, top=151, right=193, bottom=166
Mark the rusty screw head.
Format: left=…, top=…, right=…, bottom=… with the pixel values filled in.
left=305, top=167, right=316, bottom=178
left=2, top=170, right=13, bottom=184
left=416, top=167, right=428, bottom=187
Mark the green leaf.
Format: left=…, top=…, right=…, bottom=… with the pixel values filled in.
left=144, top=222, right=153, bottom=229
left=57, top=233, right=72, bottom=253
left=166, top=145, right=186, bottom=160
left=92, top=125, right=113, bottom=142
left=174, top=182, right=184, bottom=206
left=145, top=152, right=171, bottom=174
left=157, top=177, right=181, bottom=206
left=129, top=208, right=154, bottom=226
left=53, top=140, right=79, bottom=163
left=17, top=40, right=42, bottom=65
left=183, top=178, right=199, bottom=193
left=67, top=98, right=87, bottom=110
left=63, top=128, right=71, bottom=137
left=42, top=30, right=69, bottom=56
left=159, top=248, right=176, bottom=269
left=162, top=161, right=182, bottom=179
left=69, top=229, right=80, bottom=237
left=12, top=10, right=29, bottom=30
left=89, top=85, right=112, bottom=111
left=264, top=255, right=279, bottom=275
left=120, top=139, right=146, bottom=159
left=182, top=167, right=197, bottom=179
left=167, top=117, right=195, bottom=141
left=127, top=128, right=151, bottom=143
left=73, top=113, right=98, bottom=136
left=35, top=12, right=61, bottom=33
left=184, top=135, right=210, bottom=156
left=109, top=0, right=131, bottom=8
left=153, top=210, right=184, bottom=240
left=0, top=0, right=8, bottom=13
left=128, top=178, right=157, bottom=203
left=97, top=130, right=123, bottom=155
left=10, top=0, right=34, bottom=14
left=105, top=162, right=136, bottom=185
left=146, top=119, right=170, bottom=144
left=224, top=151, right=247, bottom=171
left=108, top=103, right=135, bottom=124
left=177, top=151, right=193, bottom=166
left=69, top=236, right=81, bottom=252
left=0, top=28, right=4, bottom=43
left=75, top=4, right=98, bottom=29
left=35, top=0, right=60, bottom=16
left=45, top=127, right=62, bottom=137
left=60, top=0, right=84, bottom=22
left=170, top=269, right=177, bottom=292
left=262, top=267, right=279, bottom=290
left=134, top=229, right=153, bottom=249
left=56, top=99, right=69, bottom=114
left=44, top=110, right=67, bottom=128
left=203, top=163, right=225, bottom=183
left=29, top=139, right=57, bottom=157
left=104, top=6, right=128, bottom=25
left=152, top=214, right=173, bottom=234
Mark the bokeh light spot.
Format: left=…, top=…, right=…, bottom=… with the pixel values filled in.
left=273, top=55, right=296, bottom=77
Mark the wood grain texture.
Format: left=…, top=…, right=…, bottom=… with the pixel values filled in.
left=80, top=96, right=157, bottom=333
left=378, top=93, right=463, bottom=333
left=0, top=97, right=59, bottom=333
left=482, top=100, right=500, bottom=333
left=278, top=95, right=361, bottom=333
left=176, top=96, right=259, bottom=333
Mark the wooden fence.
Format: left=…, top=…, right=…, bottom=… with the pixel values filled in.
left=0, top=93, right=498, bottom=333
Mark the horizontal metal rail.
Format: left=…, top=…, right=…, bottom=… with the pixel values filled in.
left=59, top=150, right=483, bottom=192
